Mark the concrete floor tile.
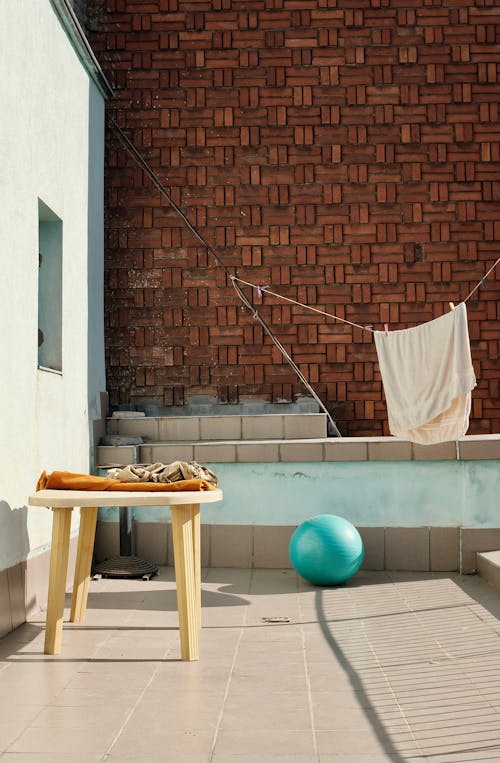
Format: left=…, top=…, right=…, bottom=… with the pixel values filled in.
left=50, top=686, right=138, bottom=708
left=421, top=748, right=500, bottom=761
left=2, top=568, right=500, bottom=760
left=0, top=682, right=63, bottom=706
left=318, top=757, right=428, bottom=762
left=311, top=697, right=406, bottom=731
left=213, top=728, right=316, bottom=756
left=239, top=624, right=304, bottom=644
left=107, top=756, right=209, bottom=763
left=220, top=695, right=312, bottom=731
left=0, top=720, right=37, bottom=752
left=0, top=704, right=43, bottom=730
left=109, top=728, right=215, bottom=759
left=228, top=673, right=308, bottom=694
left=30, top=704, right=131, bottom=729
left=125, top=697, right=222, bottom=733
left=6, top=726, right=117, bottom=755
left=308, top=667, right=371, bottom=693
left=203, top=567, right=252, bottom=590
left=1, top=755, right=103, bottom=762
left=316, top=727, right=420, bottom=757
left=213, top=756, right=317, bottom=763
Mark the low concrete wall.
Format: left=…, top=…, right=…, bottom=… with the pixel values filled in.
left=94, top=455, right=500, bottom=573
left=94, top=521, right=500, bottom=575
left=0, top=538, right=78, bottom=638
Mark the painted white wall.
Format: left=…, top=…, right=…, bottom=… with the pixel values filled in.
left=0, top=1, right=106, bottom=569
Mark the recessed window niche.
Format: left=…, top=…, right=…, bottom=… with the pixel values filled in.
left=38, top=199, right=63, bottom=372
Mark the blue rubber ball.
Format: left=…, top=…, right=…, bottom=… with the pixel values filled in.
left=289, top=514, right=364, bottom=586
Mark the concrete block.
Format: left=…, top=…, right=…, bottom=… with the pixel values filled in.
left=200, top=416, right=242, bottom=440
left=385, top=527, right=430, bottom=571
left=242, top=415, right=284, bottom=440
left=430, top=527, right=460, bottom=571
left=210, top=525, right=253, bottom=567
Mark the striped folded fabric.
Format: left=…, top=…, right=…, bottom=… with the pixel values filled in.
left=36, top=470, right=216, bottom=492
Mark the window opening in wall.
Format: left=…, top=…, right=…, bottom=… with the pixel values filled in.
left=38, top=199, right=63, bottom=372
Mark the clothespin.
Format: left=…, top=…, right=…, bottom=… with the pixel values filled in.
left=257, top=285, right=269, bottom=298
left=384, top=323, right=389, bottom=336
left=449, top=302, right=455, bottom=310
left=480, top=277, right=486, bottom=287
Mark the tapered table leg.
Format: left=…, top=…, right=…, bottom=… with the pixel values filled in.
left=171, top=503, right=200, bottom=660
left=70, top=506, right=98, bottom=622
left=44, top=507, right=73, bottom=655
left=190, top=504, right=201, bottom=630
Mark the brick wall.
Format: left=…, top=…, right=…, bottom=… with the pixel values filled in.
left=88, top=0, right=499, bottom=436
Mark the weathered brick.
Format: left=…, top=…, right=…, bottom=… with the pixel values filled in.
left=90, top=0, right=500, bottom=434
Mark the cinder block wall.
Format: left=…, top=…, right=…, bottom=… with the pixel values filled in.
left=88, top=0, right=500, bottom=436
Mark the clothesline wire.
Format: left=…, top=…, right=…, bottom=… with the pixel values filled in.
left=234, top=254, right=500, bottom=332
left=462, top=256, right=500, bottom=303
left=231, top=276, right=375, bottom=333
left=109, top=119, right=233, bottom=279
left=231, top=278, right=342, bottom=436
left=110, top=118, right=342, bottom=436
left=109, top=119, right=498, bottom=437
left=233, top=257, right=500, bottom=333
left=110, top=118, right=499, bottom=328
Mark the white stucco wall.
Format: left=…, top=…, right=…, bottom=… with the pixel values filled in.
left=0, top=1, right=106, bottom=569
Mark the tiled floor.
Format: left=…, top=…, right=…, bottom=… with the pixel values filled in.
left=2, top=569, right=500, bottom=762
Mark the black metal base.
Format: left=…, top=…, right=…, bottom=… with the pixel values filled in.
left=92, top=555, right=159, bottom=579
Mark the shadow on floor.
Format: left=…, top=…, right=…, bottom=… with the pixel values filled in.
left=315, top=571, right=500, bottom=761
left=83, top=587, right=249, bottom=611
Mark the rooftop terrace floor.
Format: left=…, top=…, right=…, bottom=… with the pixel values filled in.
left=1, top=568, right=500, bottom=761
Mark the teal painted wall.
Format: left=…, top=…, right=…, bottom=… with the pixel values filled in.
left=98, top=460, right=500, bottom=528
left=87, top=83, right=106, bottom=428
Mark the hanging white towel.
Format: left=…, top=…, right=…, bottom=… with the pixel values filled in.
left=374, top=303, right=476, bottom=445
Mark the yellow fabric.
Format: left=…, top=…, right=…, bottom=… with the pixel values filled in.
left=36, top=470, right=216, bottom=492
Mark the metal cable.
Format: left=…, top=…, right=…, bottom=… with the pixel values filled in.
left=109, top=119, right=342, bottom=436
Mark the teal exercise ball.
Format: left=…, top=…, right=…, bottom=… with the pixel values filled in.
left=289, top=514, right=364, bottom=586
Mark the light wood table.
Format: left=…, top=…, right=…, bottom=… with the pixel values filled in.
left=28, top=488, right=223, bottom=660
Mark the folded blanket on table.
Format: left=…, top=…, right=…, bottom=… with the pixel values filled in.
left=106, top=461, right=218, bottom=487
left=36, top=470, right=216, bottom=492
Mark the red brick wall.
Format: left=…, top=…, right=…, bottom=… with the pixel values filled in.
left=88, top=0, right=500, bottom=436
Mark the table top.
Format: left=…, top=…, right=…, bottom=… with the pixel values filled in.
left=29, top=488, right=223, bottom=508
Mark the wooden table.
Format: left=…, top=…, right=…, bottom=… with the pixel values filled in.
left=28, top=488, right=223, bottom=660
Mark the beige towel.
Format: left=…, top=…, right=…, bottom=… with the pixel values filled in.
left=106, top=461, right=218, bottom=486
left=374, top=303, right=476, bottom=445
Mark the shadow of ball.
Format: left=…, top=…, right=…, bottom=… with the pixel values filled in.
left=289, top=514, right=364, bottom=586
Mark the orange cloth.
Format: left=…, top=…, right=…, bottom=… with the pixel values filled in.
left=36, top=470, right=216, bottom=492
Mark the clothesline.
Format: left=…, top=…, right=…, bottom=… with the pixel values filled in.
left=463, top=256, right=500, bottom=303
left=110, top=117, right=499, bottom=336
left=231, top=276, right=376, bottom=333
left=232, top=256, right=500, bottom=335
left=110, top=118, right=498, bottom=441
left=110, top=118, right=342, bottom=436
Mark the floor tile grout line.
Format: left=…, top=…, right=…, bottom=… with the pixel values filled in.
left=5, top=570, right=500, bottom=762
left=2, top=694, right=48, bottom=755
left=362, top=583, right=425, bottom=759
left=208, top=569, right=251, bottom=763
left=298, top=579, right=320, bottom=761
left=2, top=604, right=142, bottom=760
left=100, top=641, right=174, bottom=760
left=374, top=582, right=500, bottom=760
